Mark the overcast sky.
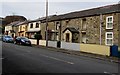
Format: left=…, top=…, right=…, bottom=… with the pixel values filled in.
left=0, top=0, right=119, bottom=20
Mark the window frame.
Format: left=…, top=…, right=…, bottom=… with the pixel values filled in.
left=30, top=23, right=33, bottom=28
left=35, top=23, right=39, bottom=28
left=106, top=16, right=113, bottom=29
left=55, top=21, right=60, bottom=30
left=105, top=32, right=113, bottom=45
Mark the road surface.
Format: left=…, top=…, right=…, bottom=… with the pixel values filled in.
left=2, top=42, right=118, bottom=74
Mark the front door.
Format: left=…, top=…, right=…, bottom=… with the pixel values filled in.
left=82, top=34, right=87, bottom=43
left=66, top=33, right=70, bottom=42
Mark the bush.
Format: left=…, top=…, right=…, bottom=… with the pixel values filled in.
left=34, top=34, right=42, bottom=45
left=34, top=34, right=42, bottom=40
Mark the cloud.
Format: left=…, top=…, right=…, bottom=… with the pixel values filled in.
left=1, top=1, right=118, bottom=20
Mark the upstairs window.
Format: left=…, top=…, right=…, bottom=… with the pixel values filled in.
left=106, top=16, right=113, bottom=29
left=105, top=32, right=113, bottom=45
left=56, top=21, right=60, bottom=30
left=36, top=23, right=39, bottom=28
left=30, top=23, right=33, bottom=28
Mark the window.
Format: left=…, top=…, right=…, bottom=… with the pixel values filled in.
left=105, top=32, right=113, bottom=45
left=36, top=23, right=39, bottom=28
left=106, top=16, right=113, bottom=29
left=20, top=26, right=22, bottom=31
left=30, top=23, right=33, bottom=28
left=56, top=21, right=60, bottom=30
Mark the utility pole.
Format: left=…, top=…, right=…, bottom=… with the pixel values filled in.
left=46, top=0, right=48, bottom=47
left=100, top=14, right=102, bottom=45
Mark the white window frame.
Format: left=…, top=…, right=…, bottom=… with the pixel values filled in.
left=55, top=21, right=60, bottom=30
left=106, top=16, right=113, bottom=29
left=105, top=32, right=113, bottom=45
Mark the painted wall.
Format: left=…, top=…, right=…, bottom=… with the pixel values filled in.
left=28, top=21, right=40, bottom=32
left=5, top=25, right=12, bottom=32
left=61, top=41, right=80, bottom=51
left=80, top=44, right=110, bottom=56
left=29, top=39, right=37, bottom=45
left=29, top=39, right=111, bottom=56
left=48, top=41, right=57, bottom=48
left=39, top=40, right=46, bottom=46
left=29, top=39, right=46, bottom=46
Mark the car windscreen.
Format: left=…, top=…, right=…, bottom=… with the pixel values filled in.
left=5, top=36, right=12, bottom=38
left=21, top=37, right=29, bottom=40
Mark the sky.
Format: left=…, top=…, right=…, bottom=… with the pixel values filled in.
left=0, top=0, right=120, bottom=20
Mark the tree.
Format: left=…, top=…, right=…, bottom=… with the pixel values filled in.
left=34, top=34, right=42, bottom=45
left=3, top=15, right=27, bottom=26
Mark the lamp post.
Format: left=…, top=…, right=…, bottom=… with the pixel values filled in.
left=45, top=0, right=48, bottom=47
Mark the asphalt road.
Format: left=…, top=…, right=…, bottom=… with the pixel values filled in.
left=2, top=42, right=118, bottom=74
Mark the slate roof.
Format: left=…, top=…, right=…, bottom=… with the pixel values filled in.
left=6, top=21, right=21, bottom=26
left=44, top=4, right=120, bottom=22
left=63, top=27, right=79, bottom=33
left=16, top=21, right=28, bottom=26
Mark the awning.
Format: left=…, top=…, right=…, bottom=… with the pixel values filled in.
left=63, top=27, right=79, bottom=33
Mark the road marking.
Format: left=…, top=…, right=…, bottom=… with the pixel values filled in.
left=104, top=71, right=115, bottom=75
left=40, top=54, right=74, bottom=65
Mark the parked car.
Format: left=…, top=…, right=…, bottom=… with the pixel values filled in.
left=2, top=35, right=14, bottom=43
left=14, top=37, right=31, bottom=46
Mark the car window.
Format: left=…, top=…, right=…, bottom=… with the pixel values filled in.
left=4, top=36, right=12, bottom=38
left=21, top=37, right=29, bottom=40
left=16, top=37, right=21, bottom=40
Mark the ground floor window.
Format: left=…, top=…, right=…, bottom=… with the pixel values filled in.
left=105, top=32, right=113, bottom=45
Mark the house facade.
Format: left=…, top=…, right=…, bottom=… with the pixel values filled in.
left=5, top=21, right=20, bottom=37
left=17, top=21, right=28, bottom=37
left=26, top=19, right=41, bottom=39
left=40, top=15, right=59, bottom=40
left=43, top=4, right=120, bottom=46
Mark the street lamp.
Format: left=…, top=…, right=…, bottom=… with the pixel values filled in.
left=45, top=0, right=48, bottom=47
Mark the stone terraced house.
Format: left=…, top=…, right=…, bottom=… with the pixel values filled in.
left=41, top=4, right=120, bottom=46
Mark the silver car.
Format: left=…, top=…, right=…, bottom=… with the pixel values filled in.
left=2, top=35, right=14, bottom=43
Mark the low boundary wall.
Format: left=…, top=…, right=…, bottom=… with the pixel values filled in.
left=80, top=44, right=110, bottom=56
left=61, top=41, right=80, bottom=51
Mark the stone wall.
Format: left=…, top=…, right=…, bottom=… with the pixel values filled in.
left=118, top=13, right=120, bottom=47
left=60, top=13, right=119, bottom=46
left=41, top=13, right=119, bottom=46
left=41, top=22, right=55, bottom=40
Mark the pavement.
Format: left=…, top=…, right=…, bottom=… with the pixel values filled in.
left=33, top=45, right=120, bottom=63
